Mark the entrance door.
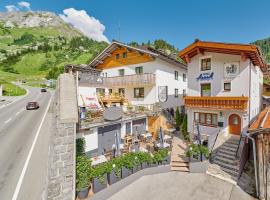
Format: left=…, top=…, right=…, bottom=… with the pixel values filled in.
left=228, top=114, right=241, bottom=135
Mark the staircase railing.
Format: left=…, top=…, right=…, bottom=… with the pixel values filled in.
left=209, top=131, right=220, bottom=158
left=235, top=133, right=243, bottom=158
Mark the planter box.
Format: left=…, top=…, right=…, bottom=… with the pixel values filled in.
left=151, top=162, right=158, bottom=167
left=189, top=160, right=209, bottom=173
left=162, top=156, right=170, bottom=165
left=77, top=187, right=90, bottom=199
left=132, top=165, right=141, bottom=173
left=141, top=162, right=149, bottom=169
left=108, top=170, right=121, bottom=185
left=92, top=175, right=107, bottom=193
left=121, top=167, right=133, bottom=178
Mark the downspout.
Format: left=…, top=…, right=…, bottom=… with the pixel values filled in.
left=246, top=133, right=259, bottom=198
left=248, top=61, right=252, bottom=126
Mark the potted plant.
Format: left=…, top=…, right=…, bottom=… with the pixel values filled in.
left=175, top=107, right=182, bottom=131
left=137, top=152, right=151, bottom=169
left=91, top=163, right=109, bottom=193
left=186, top=144, right=209, bottom=173
left=76, top=156, right=91, bottom=199
left=132, top=154, right=141, bottom=173
left=76, top=138, right=86, bottom=156
left=121, top=153, right=134, bottom=178
left=107, top=158, right=122, bottom=185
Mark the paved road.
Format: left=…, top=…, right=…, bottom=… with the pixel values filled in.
left=0, top=87, right=52, bottom=200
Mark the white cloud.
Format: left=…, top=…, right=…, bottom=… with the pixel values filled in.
left=59, top=8, right=109, bottom=43
left=18, top=1, right=31, bottom=10
left=5, top=5, right=19, bottom=12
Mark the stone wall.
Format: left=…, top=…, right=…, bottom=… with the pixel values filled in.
left=46, top=73, right=78, bottom=200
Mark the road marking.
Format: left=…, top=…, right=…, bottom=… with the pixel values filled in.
left=12, top=95, right=52, bottom=200
left=5, top=118, right=12, bottom=124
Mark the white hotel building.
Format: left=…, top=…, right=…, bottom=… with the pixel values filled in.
left=75, top=41, right=187, bottom=156
left=178, top=40, right=266, bottom=145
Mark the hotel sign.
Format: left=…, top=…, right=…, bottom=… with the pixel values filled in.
left=158, top=86, right=168, bottom=102
left=224, top=62, right=239, bottom=78
left=196, top=72, right=214, bottom=81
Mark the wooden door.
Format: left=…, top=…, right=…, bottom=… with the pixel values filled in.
left=229, top=114, right=241, bottom=135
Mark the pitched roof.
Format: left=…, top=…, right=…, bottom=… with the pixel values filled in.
left=89, top=40, right=187, bottom=70
left=178, top=40, right=267, bottom=72
left=249, top=107, right=270, bottom=133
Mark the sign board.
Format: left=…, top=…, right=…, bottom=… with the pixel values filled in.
left=158, top=86, right=168, bottom=102
left=224, top=62, right=240, bottom=78
left=196, top=72, right=214, bottom=81
left=78, top=71, right=103, bottom=84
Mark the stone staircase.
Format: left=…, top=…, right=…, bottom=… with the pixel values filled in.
left=170, top=137, right=189, bottom=172
left=209, top=136, right=240, bottom=181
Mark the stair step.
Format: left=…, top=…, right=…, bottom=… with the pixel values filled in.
left=226, top=140, right=240, bottom=145
left=171, top=156, right=189, bottom=162
left=219, top=146, right=238, bottom=153
left=217, top=149, right=237, bottom=157
left=171, top=166, right=189, bottom=172
left=222, top=142, right=239, bottom=149
left=219, top=166, right=239, bottom=178
left=214, top=157, right=238, bottom=166
left=216, top=152, right=237, bottom=160
left=213, top=160, right=239, bottom=172
left=170, top=161, right=189, bottom=167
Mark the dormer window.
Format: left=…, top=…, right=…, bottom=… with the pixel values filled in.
left=115, top=54, right=120, bottom=59
left=123, top=52, right=127, bottom=58
left=201, top=58, right=211, bottom=71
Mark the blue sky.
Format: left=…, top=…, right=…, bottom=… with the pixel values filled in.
left=1, top=0, right=270, bottom=49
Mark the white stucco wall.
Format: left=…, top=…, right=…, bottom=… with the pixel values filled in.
left=101, top=58, right=187, bottom=109
left=186, top=52, right=263, bottom=136
left=83, top=128, right=98, bottom=153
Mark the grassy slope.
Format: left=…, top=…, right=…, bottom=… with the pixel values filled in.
left=0, top=79, right=26, bottom=96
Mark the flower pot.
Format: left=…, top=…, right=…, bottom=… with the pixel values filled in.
left=132, top=165, right=141, bottom=173
left=108, top=170, right=121, bottom=185
left=141, top=162, right=149, bottom=169
left=189, top=160, right=209, bottom=173
left=121, top=167, right=132, bottom=178
left=162, top=156, right=170, bottom=165
left=77, top=186, right=90, bottom=199
left=92, top=175, right=107, bottom=193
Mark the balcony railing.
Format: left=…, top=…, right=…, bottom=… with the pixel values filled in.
left=184, top=96, right=248, bottom=110
left=103, top=73, right=155, bottom=87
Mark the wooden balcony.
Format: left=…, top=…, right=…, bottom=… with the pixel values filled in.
left=184, top=96, right=248, bottom=110
left=98, top=93, right=128, bottom=106
left=103, top=73, right=155, bottom=87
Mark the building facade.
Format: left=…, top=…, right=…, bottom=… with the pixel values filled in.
left=73, top=41, right=187, bottom=156
left=178, top=40, right=266, bottom=147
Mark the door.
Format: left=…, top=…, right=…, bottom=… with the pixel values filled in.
left=228, top=114, right=241, bottom=135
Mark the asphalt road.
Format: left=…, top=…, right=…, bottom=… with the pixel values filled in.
left=0, top=87, right=52, bottom=200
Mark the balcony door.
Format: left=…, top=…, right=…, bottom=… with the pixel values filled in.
left=201, top=83, right=211, bottom=96
left=228, top=114, right=241, bottom=135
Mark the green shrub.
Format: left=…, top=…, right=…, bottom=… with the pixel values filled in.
left=76, top=138, right=85, bottom=156
left=181, top=114, right=187, bottom=133
left=175, top=107, right=181, bottom=130
left=76, top=156, right=92, bottom=191
left=186, top=144, right=209, bottom=160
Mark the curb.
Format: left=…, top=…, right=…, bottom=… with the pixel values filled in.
left=206, top=171, right=237, bottom=185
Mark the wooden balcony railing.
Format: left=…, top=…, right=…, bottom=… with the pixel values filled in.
left=103, top=73, right=155, bottom=87
left=184, top=96, right=248, bottom=110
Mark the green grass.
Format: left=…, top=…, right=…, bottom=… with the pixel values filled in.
left=0, top=80, right=26, bottom=96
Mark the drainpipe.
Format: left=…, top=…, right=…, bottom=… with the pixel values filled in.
left=248, top=61, right=252, bottom=126
left=246, top=133, right=259, bottom=198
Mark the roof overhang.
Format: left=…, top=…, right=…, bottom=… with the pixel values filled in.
left=249, top=107, right=270, bottom=134
left=89, top=41, right=158, bottom=67
left=179, top=40, right=267, bottom=72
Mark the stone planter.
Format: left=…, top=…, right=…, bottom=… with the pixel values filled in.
left=77, top=186, right=90, bottom=199
left=108, top=170, right=121, bottom=185
left=92, top=175, right=107, bottom=193
left=121, top=167, right=133, bottom=178
left=189, top=157, right=209, bottom=173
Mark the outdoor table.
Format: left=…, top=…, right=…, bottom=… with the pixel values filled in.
left=157, top=142, right=170, bottom=148
left=91, top=155, right=108, bottom=166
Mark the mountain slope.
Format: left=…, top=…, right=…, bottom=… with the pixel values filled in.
left=252, top=38, right=270, bottom=63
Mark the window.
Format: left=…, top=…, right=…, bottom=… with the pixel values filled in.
left=194, top=112, right=218, bottom=127
left=183, top=73, right=187, bottom=82
left=115, top=54, right=120, bottom=59
left=224, top=82, right=231, bottom=91
left=201, top=83, right=211, bottom=96
left=135, top=66, right=143, bottom=74
left=134, top=88, right=144, bottom=98
left=183, top=89, right=186, bottom=97
left=118, top=88, right=125, bottom=96
left=201, top=58, right=211, bottom=71
left=175, top=71, right=178, bottom=80
left=175, top=88, right=179, bottom=97
left=96, top=88, right=105, bottom=95
left=118, top=69, right=125, bottom=76
left=109, top=89, right=112, bottom=94
left=123, top=52, right=127, bottom=58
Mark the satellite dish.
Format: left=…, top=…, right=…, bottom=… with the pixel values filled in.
left=103, top=106, right=123, bottom=121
